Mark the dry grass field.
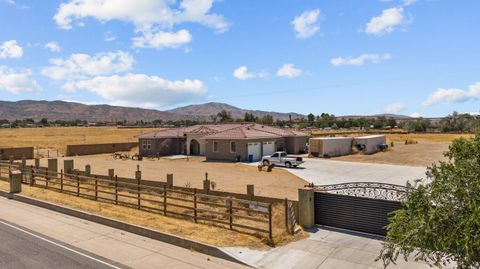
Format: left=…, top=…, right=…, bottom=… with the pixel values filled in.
left=0, top=127, right=153, bottom=155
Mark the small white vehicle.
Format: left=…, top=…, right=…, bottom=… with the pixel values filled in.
left=261, top=151, right=304, bottom=168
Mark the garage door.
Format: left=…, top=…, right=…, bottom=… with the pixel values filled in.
left=262, top=141, right=275, bottom=156
left=247, top=142, right=261, bottom=162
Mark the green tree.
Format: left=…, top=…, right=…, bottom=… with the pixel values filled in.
left=378, top=134, right=480, bottom=269
left=307, top=113, right=315, bottom=123
left=217, top=110, right=233, bottom=123
left=259, top=115, right=274, bottom=125
left=244, top=112, right=257, bottom=122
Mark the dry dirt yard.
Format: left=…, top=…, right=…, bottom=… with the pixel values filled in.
left=329, top=133, right=473, bottom=167
left=29, top=155, right=307, bottom=201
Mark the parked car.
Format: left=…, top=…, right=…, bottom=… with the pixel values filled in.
left=261, top=151, right=304, bottom=168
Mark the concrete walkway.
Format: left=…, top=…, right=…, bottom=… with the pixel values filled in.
left=275, top=159, right=427, bottom=186
left=222, top=227, right=442, bottom=269
left=0, top=197, right=246, bottom=269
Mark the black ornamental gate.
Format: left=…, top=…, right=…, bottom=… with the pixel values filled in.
left=312, top=182, right=406, bottom=236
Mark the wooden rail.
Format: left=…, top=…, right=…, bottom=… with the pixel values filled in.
left=0, top=163, right=274, bottom=241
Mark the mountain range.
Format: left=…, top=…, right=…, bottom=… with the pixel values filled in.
left=0, top=100, right=306, bottom=122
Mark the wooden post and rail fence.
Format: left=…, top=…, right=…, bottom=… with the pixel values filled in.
left=0, top=160, right=299, bottom=242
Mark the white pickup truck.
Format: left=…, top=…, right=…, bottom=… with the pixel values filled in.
left=261, top=151, right=304, bottom=168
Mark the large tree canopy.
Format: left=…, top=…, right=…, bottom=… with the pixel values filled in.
left=379, top=134, right=480, bottom=269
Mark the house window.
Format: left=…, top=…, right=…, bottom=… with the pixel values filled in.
left=146, top=140, right=152, bottom=150
left=230, top=141, right=236, bottom=153
left=142, top=140, right=147, bottom=150
left=213, top=141, right=219, bottom=152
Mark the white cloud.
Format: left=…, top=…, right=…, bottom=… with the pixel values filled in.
left=365, top=7, right=410, bottom=36
left=292, top=9, right=321, bottom=39
left=410, top=112, right=421, bottom=118
left=53, top=0, right=228, bottom=48
left=384, top=102, right=406, bottom=113
left=403, top=0, right=417, bottom=6
left=132, top=29, right=192, bottom=49
left=233, top=66, right=267, bottom=80
left=44, top=41, right=61, bottom=52
left=64, top=73, right=206, bottom=108
left=0, top=66, right=41, bottom=94
left=276, top=63, right=302, bottom=78
left=104, top=31, right=116, bottom=42
left=41, top=50, right=134, bottom=80
left=330, top=53, right=391, bottom=66
left=422, top=82, right=480, bottom=107
left=0, top=40, right=23, bottom=59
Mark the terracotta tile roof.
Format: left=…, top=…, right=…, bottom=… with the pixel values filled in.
left=137, top=123, right=307, bottom=139
left=137, top=128, right=185, bottom=139
left=202, top=125, right=283, bottom=140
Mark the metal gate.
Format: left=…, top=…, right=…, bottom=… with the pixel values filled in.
left=312, top=182, right=406, bottom=236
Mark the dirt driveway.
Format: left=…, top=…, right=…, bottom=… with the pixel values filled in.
left=29, top=155, right=307, bottom=201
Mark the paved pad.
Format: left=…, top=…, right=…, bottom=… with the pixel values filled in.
left=279, top=159, right=428, bottom=186
left=222, top=227, right=448, bottom=269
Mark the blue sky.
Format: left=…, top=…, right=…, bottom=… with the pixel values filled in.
left=0, top=0, right=479, bottom=117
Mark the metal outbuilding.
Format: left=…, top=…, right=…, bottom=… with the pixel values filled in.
left=309, top=137, right=353, bottom=157
left=353, top=135, right=387, bottom=154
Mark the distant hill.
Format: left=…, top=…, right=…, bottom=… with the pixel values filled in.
left=0, top=100, right=304, bottom=121
left=166, top=102, right=305, bottom=121
left=337, top=113, right=412, bottom=120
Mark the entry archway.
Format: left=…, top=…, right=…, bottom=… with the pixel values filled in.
left=190, top=139, right=200, bottom=155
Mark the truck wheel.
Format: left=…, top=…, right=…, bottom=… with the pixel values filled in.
left=285, top=162, right=292, bottom=168
left=262, top=160, right=269, bottom=166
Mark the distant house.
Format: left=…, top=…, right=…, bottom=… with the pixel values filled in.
left=137, top=123, right=308, bottom=162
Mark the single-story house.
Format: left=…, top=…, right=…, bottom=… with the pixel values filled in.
left=137, top=123, right=308, bottom=162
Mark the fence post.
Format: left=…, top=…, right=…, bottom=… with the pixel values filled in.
left=85, top=165, right=91, bottom=176
left=60, top=169, right=64, bottom=192
left=48, top=158, right=58, bottom=177
left=166, top=174, right=173, bottom=189
left=63, top=159, right=73, bottom=174
left=163, top=184, right=167, bottom=216
left=229, top=199, right=233, bottom=230
left=247, top=184, right=254, bottom=198
left=94, top=175, right=98, bottom=201
left=30, top=165, right=34, bottom=186
left=114, top=175, right=118, bottom=205
left=76, top=172, right=80, bottom=196
left=284, top=198, right=289, bottom=233
left=203, top=172, right=210, bottom=195
left=268, top=204, right=273, bottom=242
left=45, top=169, right=49, bottom=188
left=193, top=188, right=198, bottom=223
left=136, top=170, right=141, bottom=209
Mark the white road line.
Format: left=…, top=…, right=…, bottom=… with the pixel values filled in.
left=0, top=219, right=124, bottom=269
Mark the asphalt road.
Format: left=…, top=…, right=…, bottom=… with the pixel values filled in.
left=0, top=219, right=129, bottom=269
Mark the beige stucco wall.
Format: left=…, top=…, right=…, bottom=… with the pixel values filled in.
left=205, top=138, right=285, bottom=162
left=186, top=133, right=206, bottom=156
